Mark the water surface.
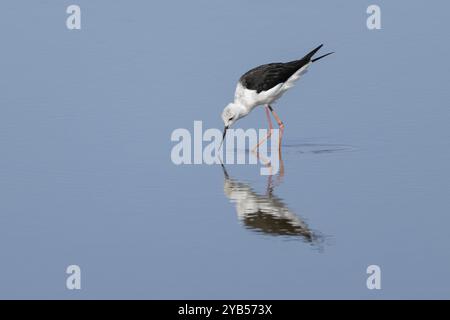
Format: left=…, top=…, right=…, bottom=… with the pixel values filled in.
left=0, top=1, right=449, bottom=299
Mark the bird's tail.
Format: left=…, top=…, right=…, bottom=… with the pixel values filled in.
left=304, top=44, right=323, bottom=61
left=304, top=44, right=334, bottom=63
left=312, top=52, right=334, bottom=62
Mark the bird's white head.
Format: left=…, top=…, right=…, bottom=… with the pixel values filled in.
left=219, top=102, right=247, bottom=149
left=221, top=102, right=245, bottom=129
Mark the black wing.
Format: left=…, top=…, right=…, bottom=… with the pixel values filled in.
left=239, top=44, right=324, bottom=93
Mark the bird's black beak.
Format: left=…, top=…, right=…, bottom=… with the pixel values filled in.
left=219, top=126, right=228, bottom=150
left=223, top=126, right=228, bottom=140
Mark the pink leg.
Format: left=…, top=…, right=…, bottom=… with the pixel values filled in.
left=251, top=105, right=274, bottom=152
left=265, top=106, right=273, bottom=131
left=268, top=105, right=284, bottom=151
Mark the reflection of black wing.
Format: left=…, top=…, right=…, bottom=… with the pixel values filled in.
left=239, top=44, right=324, bottom=93
left=243, top=210, right=314, bottom=240
left=222, top=165, right=321, bottom=244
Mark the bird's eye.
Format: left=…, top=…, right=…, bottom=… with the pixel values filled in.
left=228, top=117, right=233, bottom=121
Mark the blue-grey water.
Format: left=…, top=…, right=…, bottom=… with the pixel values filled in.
left=1, top=1, right=449, bottom=299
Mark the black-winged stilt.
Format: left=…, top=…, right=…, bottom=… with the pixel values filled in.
left=220, top=44, right=334, bottom=149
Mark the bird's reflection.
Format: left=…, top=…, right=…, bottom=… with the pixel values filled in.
left=221, top=162, right=322, bottom=245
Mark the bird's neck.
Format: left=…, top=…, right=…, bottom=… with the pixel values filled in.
left=233, top=102, right=250, bottom=118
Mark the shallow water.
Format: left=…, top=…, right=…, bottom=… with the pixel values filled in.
left=1, top=1, right=450, bottom=299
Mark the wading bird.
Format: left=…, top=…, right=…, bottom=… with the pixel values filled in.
left=220, top=44, right=333, bottom=149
